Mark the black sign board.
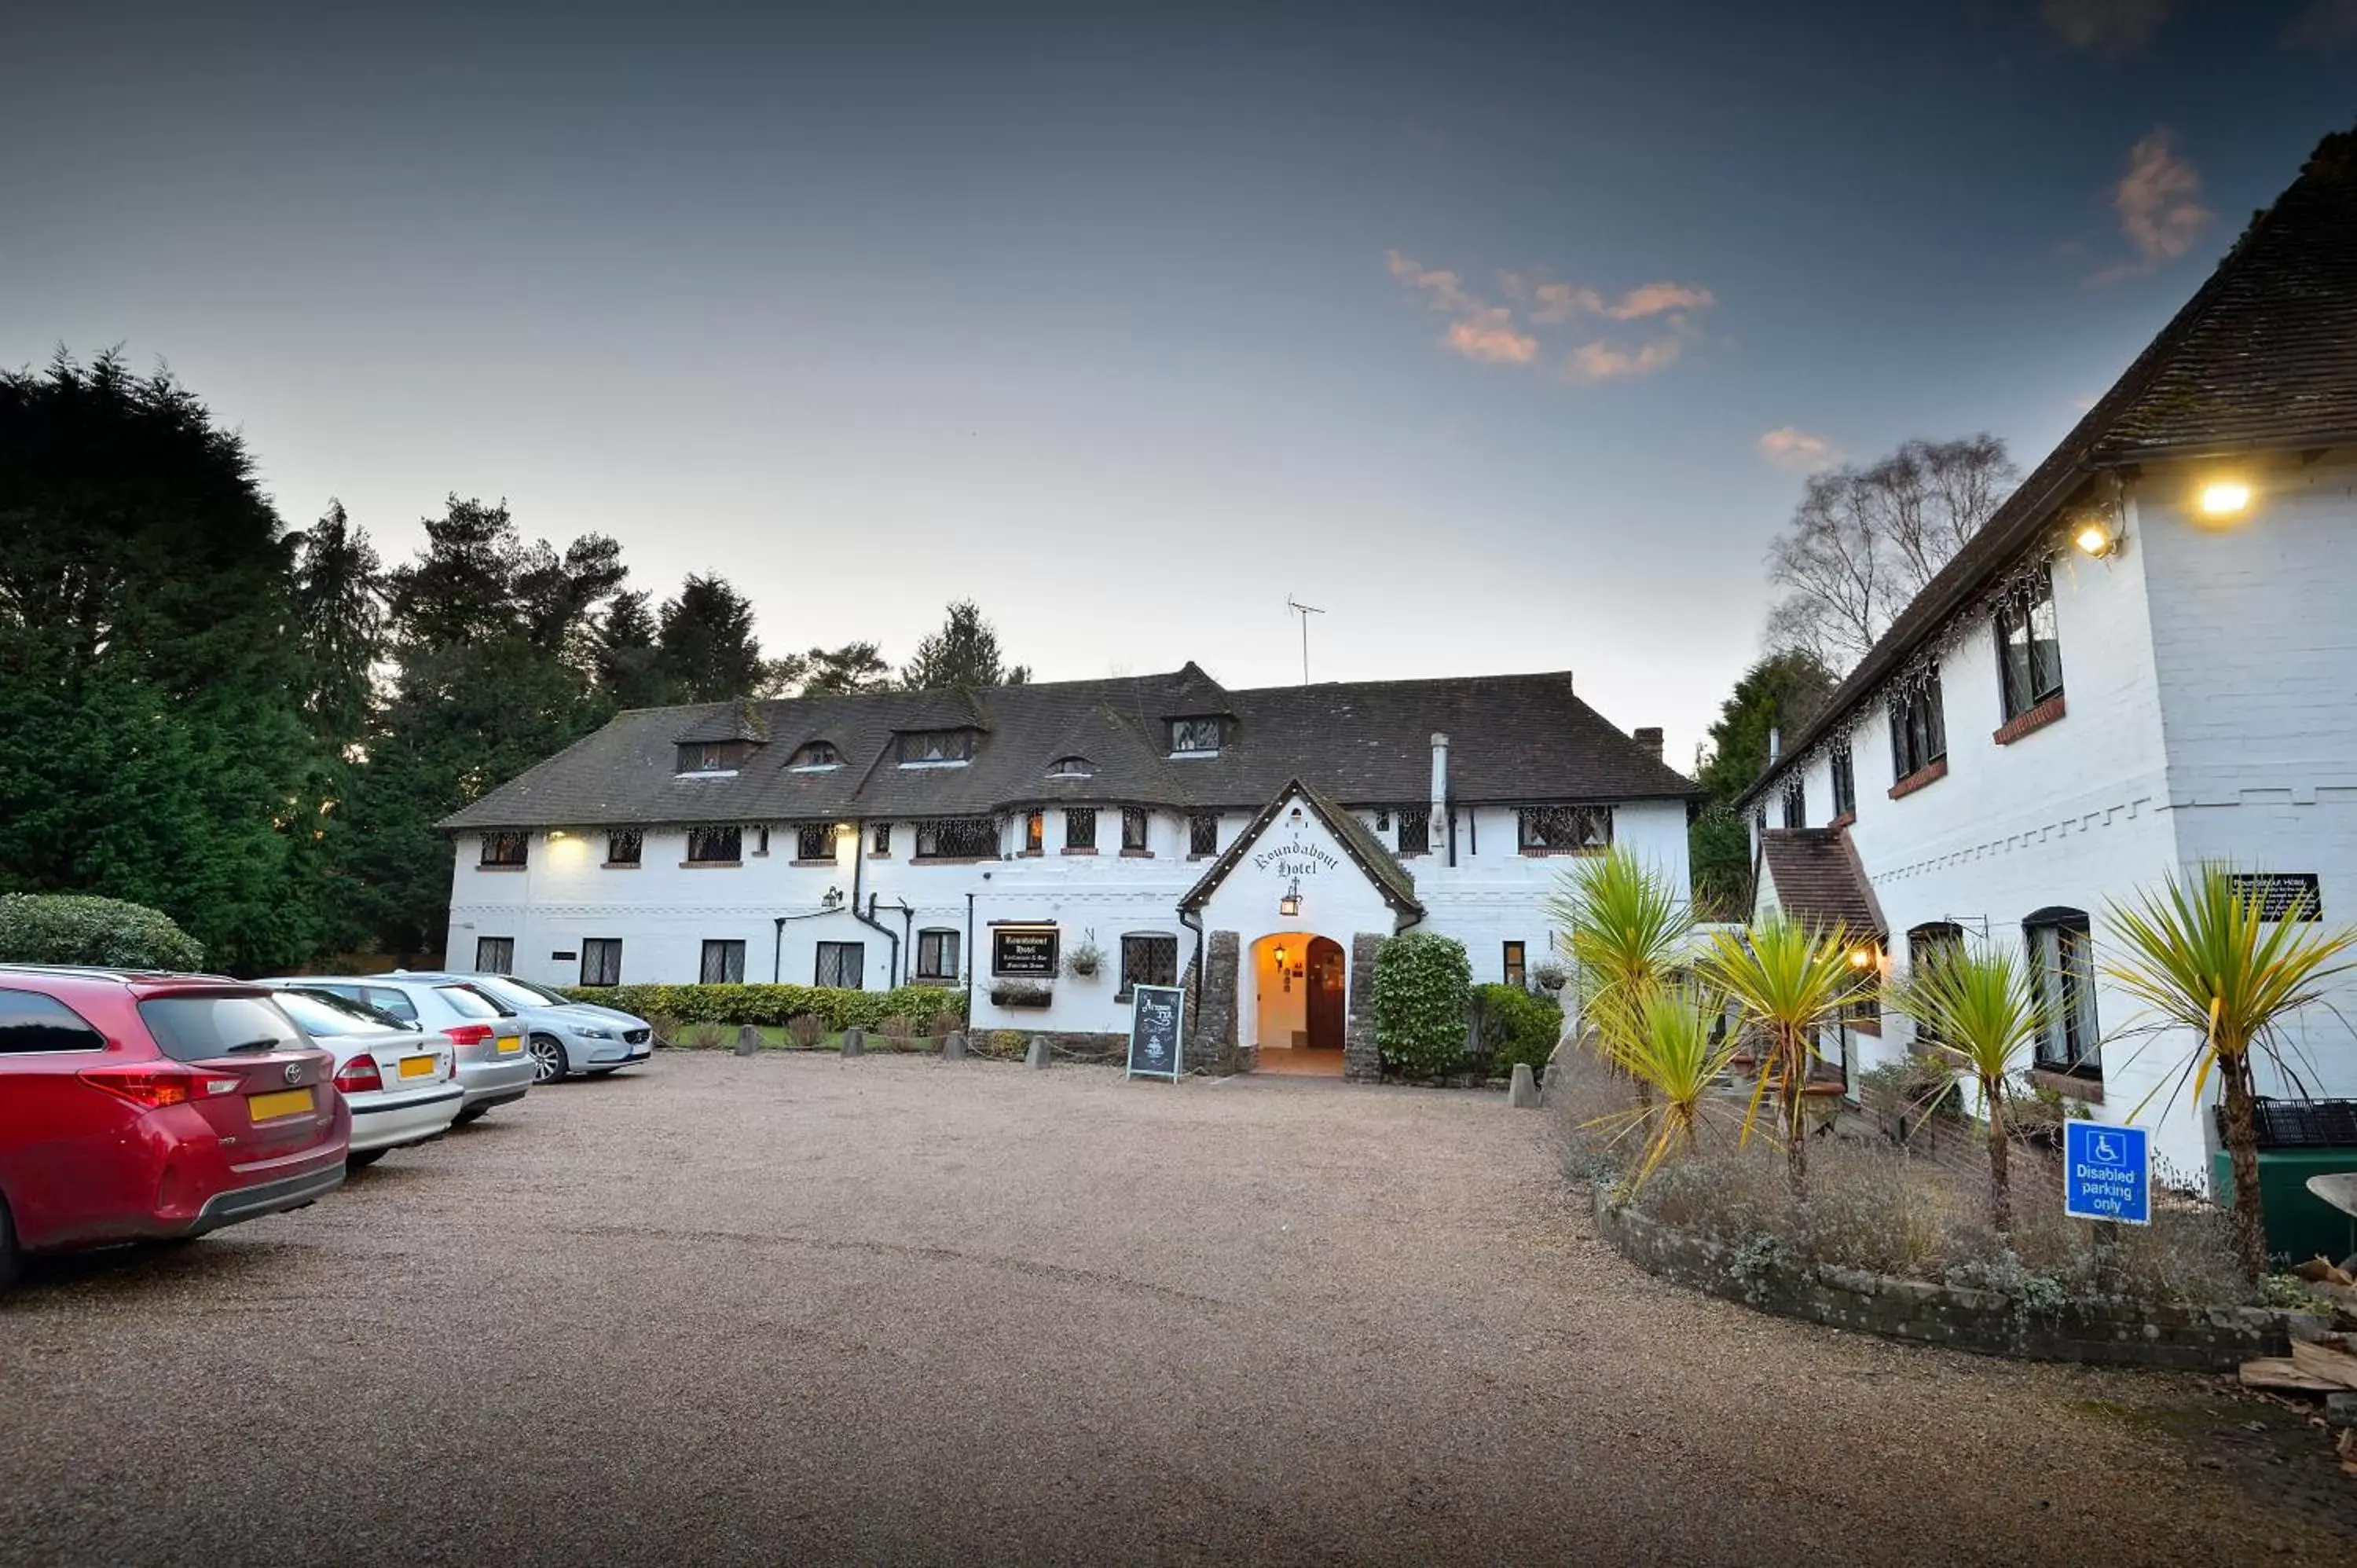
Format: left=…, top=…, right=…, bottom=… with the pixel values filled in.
left=1126, top=984, right=1186, bottom=1081
left=2227, top=873, right=2322, bottom=922
left=992, top=926, right=1060, bottom=976
left=550, top=950, right=578, bottom=962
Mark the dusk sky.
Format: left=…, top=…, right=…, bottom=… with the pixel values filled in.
left=5, top=2, right=2352, bottom=764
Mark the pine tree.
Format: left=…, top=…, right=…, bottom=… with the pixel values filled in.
left=656, top=574, right=768, bottom=701
left=900, top=600, right=1030, bottom=691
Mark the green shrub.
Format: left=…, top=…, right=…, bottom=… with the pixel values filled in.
left=981, top=1030, right=1027, bottom=1060
left=1469, top=983, right=1563, bottom=1076
left=557, top=982, right=966, bottom=1032
left=0, top=893, right=205, bottom=971
left=1372, top=932, right=1471, bottom=1079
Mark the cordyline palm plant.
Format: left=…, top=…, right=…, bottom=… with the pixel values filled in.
left=1549, top=849, right=1692, bottom=1077
left=1589, top=982, right=1743, bottom=1192
left=2105, top=866, right=2357, bottom=1283
left=1888, top=943, right=2051, bottom=1234
left=1699, top=916, right=1855, bottom=1195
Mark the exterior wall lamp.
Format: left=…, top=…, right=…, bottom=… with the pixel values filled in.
left=2072, top=515, right=2123, bottom=559
left=1279, top=879, right=1301, bottom=918
left=822, top=887, right=844, bottom=910
left=2196, top=478, right=2253, bottom=520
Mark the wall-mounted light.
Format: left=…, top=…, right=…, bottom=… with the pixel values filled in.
left=2196, top=478, right=2253, bottom=520
left=1279, top=878, right=1301, bottom=918
left=2072, top=516, right=2122, bottom=559
left=1847, top=942, right=1879, bottom=971
left=1272, top=944, right=1288, bottom=970
left=822, top=887, right=844, bottom=910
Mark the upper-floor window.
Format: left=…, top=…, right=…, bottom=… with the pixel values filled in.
left=916, top=817, right=999, bottom=860
left=1169, top=717, right=1222, bottom=756
left=1025, top=809, right=1045, bottom=854
left=686, top=826, right=742, bottom=863
left=1398, top=805, right=1431, bottom=855
left=1518, top=806, right=1611, bottom=854
left=1888, top=669, right=1947, bottom=782
left=1047, top=756, right=1094, bottom=779
left=1122, top=808, right=1149, bottom=852
left=1189, top=813, right=1219, bottom=856
left=795, top=822, right=833, bottom=860
left=1065, top=808, right=1098, bottom=851
left=676, top=741, right=748, bottom=775
left=480, top=831, right=529, bottom=868
left=897, top=730, right=974, bottom=766
left=1780, top=775, right=1806, bottom=831
left=2024, top=907, right=2099, bottom=1078
left=1830, top=743, right=1857, bottom=821
left=871, top=822, right=892, bottom=855
left=1995, top=568, right=2064, bottom=722
left=606, top=829, right=643, bottom=866
left=790, top=741, right=841, bottom=770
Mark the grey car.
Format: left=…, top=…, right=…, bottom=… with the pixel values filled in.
left=397, top=971, right=654, bottom=1086
left=258, top=974, right=534, bottom=1123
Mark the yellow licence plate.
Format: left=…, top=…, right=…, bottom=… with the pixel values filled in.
left=398, top=1055, right=436, bottom=1079
left=496, top=1036, right=522, bottom=1053
left=247, top=1087, right=314, bottom=1122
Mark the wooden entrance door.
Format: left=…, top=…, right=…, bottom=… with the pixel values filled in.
left=1306, top=937, right=1346, bottom=1052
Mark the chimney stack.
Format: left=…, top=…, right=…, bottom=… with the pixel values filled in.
left=1632, top=727, right=1663, bottom=760
left=1768, top=726, right=1782, bottom=765
left=1430, top=733, right=1450, bottom=866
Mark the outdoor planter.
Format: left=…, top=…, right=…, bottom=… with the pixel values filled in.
left=992, top=983, right=1053, bottom=1009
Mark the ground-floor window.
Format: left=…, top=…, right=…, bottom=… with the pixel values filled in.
left=2025, top=908, right=2099, bottom=1077
left=1502, top=940, right=1526, bottom=988
left=700, top=939, right=746, bottom=985
left=915, top=929, right=959, bottom=981
left=1119, top=932, right=1178, bottom=999
left=1906, top=921, right=1965, bottom=1048
left=475, top=936, right=514, bottom=973
left=580, top=938, right=623, bottom=987
left=816, top=941, right=865, bottom=989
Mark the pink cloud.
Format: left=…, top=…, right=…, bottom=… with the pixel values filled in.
left=1757, top=427, right=1839, bottom=472
left=1568, top=338, right=1684, bottom=382
left=1387, top=251, right=1715, bottom=381
left=2091, top=129, right=2210, bottom=282
left=1444, top=310, right=1539, bottom=365
left=1530, top=281, right=1604, bottom=324
left=1601, top=282, right=1717, bottom=321
left=1385, top=250, right=1475, bottom=315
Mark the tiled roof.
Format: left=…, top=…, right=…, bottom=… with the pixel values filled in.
left=1758, top=828, right=1883, bottom=940
left=439, top=667, right=1696, bottom=830
left=1177, top=779, right=1423, bottom=916
left=1739, top=124, right=2357, bottom=808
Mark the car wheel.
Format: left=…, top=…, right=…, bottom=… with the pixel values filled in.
left=348, top=1149, right=388, bottom=1171
left=528, top=1033, right=569, bottom=1085
left=0, top=1194, right=18, bottom=1293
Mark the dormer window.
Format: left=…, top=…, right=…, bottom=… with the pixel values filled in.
left=897, top=730, right=975, bottom=767
left=1169, top=717, right=1222, bottom=757
left=1047, top=756, right=1094, bottom=779
left=790, top=741, right=841, bottom=771
left=676, top=741, right=749, bottom=775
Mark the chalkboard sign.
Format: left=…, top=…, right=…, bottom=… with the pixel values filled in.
left=1126, top=984, right=1186, bottom=1081
left=2227, top=873, right=2322, bottom=922
left=992, top=926, right=1060, bottom=976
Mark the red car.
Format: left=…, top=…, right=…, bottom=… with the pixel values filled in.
left=0, top=966, right=351, bottom=1288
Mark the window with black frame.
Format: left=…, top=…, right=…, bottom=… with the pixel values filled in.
left=915, top=929, right=960, bottom=982
left=1906, top=921, right=1965, bottom=1046
left=480, top=831, right=529, bottom=868
left=1398, top=805, right=1430, bottom=855
left=1169, top=717, right=1222, bottom=755
left=1831, top=743, right=1857, bottom=820
left=1025, top=810, right=1044, bottom=854
left=815, top=941, right=864, bottom=988
left=871, top=822, right=892, bottom=855
left=687, top=826, right=742, bottom=863
left=1518, top=806, right=1612, bottom=853
left=606, top=829, right=643, bottom=866
left=699, top=940, right=746, bottom=985
left=1888, top=669, right=1947, bottom=782
left=796, top=822, right=832, bottom=860
left=1995, top=568, right=2065, bottom=723
left=580, top=939, right=623, bottom=987
left=2025, top=908, right=2100, bottom=1077
left=1189, top=814, right=1219, bottom=855
left=1122, top=808, right=1149, bottom=851
left=896, top=730, right=973, bottom=765
left=676, top=741, right=747, bottom=774
left=915, top=817, right=999, bottom=859
left=1065, top=808, right=1097, bottom=851
left=475, top=936, right=515, bottom=973
left=1119, top=932, right=1178, bottom=998
left=1502, top=941, right=1527, bottom=988
left=1780, top=775, right=1806, bottom=830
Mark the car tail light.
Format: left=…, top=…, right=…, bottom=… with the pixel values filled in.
left=445, top=1024, right=494, bottom=1049
left=334, top=1055, right=384, bottom=1094
left=79, top=1065, right=234, bottom=1109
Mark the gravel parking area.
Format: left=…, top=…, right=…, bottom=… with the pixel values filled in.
left=2, top=1052, right=2349, bottom=1566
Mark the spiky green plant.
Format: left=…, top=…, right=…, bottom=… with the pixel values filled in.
left=1549, top=849, right=1692, bottom=1076
left=1589, top=982, right=1742, bottom=1192
left=1699, top=916, right=1855, bottom=1195
left=2104, top=866, right=2357, bottom=1282
left=1888, top=942, right=2051, bottom=1233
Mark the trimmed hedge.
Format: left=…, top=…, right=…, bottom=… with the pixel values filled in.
left=1470, top=983, right=1563, bottom=1077
left=0, top=893, right=205, bottom=970
left=1372, top=931, right=1470, bottom=1079
left=556, top=981, right=967, bottom=1031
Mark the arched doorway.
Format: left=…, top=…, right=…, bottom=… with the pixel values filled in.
left=1250, top=932, right=1346, bottom=1074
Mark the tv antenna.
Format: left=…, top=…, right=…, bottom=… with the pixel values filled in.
left=1286, top=595, right=1325, bottom=686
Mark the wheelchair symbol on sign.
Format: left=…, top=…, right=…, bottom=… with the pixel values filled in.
left=2091, top=1131, right=2121, bottom=1163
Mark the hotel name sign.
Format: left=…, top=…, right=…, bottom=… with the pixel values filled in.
left=1251, top=837, right=1341, bottom=883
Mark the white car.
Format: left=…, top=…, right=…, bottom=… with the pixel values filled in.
left=258, top=975, right=533, bottom=1123
left=269, top=988, right=464, bottom=1168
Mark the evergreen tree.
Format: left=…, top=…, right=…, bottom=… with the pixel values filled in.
left=596, top=589, right=672, bottom=708
left=0, top=351, right=325, bottom=971
left=793, top=641, right=894, bottom=695
left=289, top=500, right=384, bottom=750
left=656, top=573, right=768, bottom=701
left=900, top=599, right=1030, bottom=690
left=1688, top=651, right=1835, bottom=920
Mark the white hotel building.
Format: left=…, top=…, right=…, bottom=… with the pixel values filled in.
left=1739, top=130, right=2357, bottom=1185
left=440, top=665, right=1695, bottom=1078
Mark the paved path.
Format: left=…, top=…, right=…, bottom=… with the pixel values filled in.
left=2, top=1053, right=2348, bottom=1565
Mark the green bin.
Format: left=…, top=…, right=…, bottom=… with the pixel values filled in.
left=2211, top=1100, right=2357, bottom=1267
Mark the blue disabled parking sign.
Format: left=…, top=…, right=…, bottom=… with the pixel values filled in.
left=2063, top=1120, right=2152, bottom=1225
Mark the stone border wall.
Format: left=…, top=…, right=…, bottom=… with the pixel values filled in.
left=1593, top=1184, right=2318, bottom=1371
